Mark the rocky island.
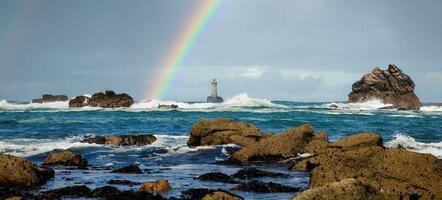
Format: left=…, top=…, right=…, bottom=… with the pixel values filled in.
left=32, top=94, right=68, bottom=103
left=69, top=90, right=134, bottom=108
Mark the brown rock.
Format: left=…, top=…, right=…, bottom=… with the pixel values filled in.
left=0, top=154, right=54, bottom=188
left=81, top=135, right=157, bottom=146
left=201, top=191, right=243, bottom=200
left=140, top=180, right=171, bottom=192
left=293, top=147, right=442, bottom=199
left=187, top=119, right=264, bottom=146
left=181, top=189, right=243, bottom=200
left=329, top=104, right=338, bottom=108
left=348, top=64, right=421, bottom=110
left=43, top=150, right=88, bottom=166
left=32, top=94, right=68, bottom=103
left=291, top=179, right=383, bottom=200
left=232, top=180, right=301, bottom=193
left=328, top=132, right=383, bottom=151
left=69, top=90, right=134, bottom=108
left=5, top=196, right=23, bottom=200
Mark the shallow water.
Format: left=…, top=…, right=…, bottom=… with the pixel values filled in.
left=1, top=94, right=441, bottom=199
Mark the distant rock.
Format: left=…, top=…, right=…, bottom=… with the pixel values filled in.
left=69, top=90, right=134, bottom=108
left=328, top=104, right=338, bottom=108
left=110, top=165, right=143, bottom=174
left=81, top=135, right=157, bottom=146
left=32, top=94, right=68, bottom=103
left=187, top=119, right=265, bottom=147
left=438, top=103, right=442, bottom=107
left=43, top=150, right=88, bottom=166
left=0, top=154, right=54, bottom=188
left=140, top=180, right=171, bottom=192
left=180, top=188, right=243, bottom=200
left=232, top=180, right=301, bottom=193
left=158, top=104, right=179, bottom=109
left=196, top=172, right=239, bottom=184
left=348, top=64, right=421, bottom=110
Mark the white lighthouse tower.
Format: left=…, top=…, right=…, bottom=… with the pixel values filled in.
left=207, top=78, right=224, bottom=103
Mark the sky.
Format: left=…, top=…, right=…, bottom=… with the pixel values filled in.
left=0, top=0, right=442, bottom=102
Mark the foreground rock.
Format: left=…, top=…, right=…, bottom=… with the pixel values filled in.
left=292, top=179, right=383, bottom=200
left=348, top=64, right=421, bottom=110
left=188, top=119, right=265, bottom=147
left=233, top=180, right=300, bottom=193
left=140, top=180, right=171, bottom=192
left=230, top=124, right=328, bottom=163
left=32, top=94, right=68, bottom=103
left=196, top=172, right=239, bottom=184
left=181, top=189, right=243, bottom=200
left=81, top=134, right=157, bottom=146
left=0, top=154, right=54, bottom=188
left=293, top=146, right=442, bottom=199
left=110, top=165, right=143, bottom=174
left=43, top=150, right=88, bottom=166
left=327, top=132, right=383, bottom=151
left=69, top=90, right=134, bottom=108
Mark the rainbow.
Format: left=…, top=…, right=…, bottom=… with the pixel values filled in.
left=146, top=0, right=222, bottom=100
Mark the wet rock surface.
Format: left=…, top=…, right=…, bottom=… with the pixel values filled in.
left=140, top=180, right=171, bottom=192
left=110, top=165, right=143, bottom=174
left=69, top=90, right=134, bottom=108
left=43, top=150, right=88, bottom=166
left=196, top=172, right=239, bottom=184
left=107, top=179, right=141, bottom=185
left=81, top=134, right=157, bottom=146
left=188, top=119, right=265, bottom=146
left=32, top=94, right=68, bottom=103
left=232, top=167, right=287, bottom=179
left=348, top=64, right=421, bottom=110
left=0, top=154, right=54, bottom=188
left=180, top=188, right=243, bottom=200
left=232, top=180, right=301, bottom=193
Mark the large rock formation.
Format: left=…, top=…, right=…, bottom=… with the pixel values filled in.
left=32, top=94, right=68, bottom=103
left=348, top=64, right=421, bottom=110
left=69, top=90, right=134, bottom=108
left=187, top=119, right=265, bottom=147
left=81, top=135, right=157, bottom=146
left=43, top=150, right=88, bottom=166
left=0, top=154, right=54, bottom=188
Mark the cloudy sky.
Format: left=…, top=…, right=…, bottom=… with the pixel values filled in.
left=1, top=0, right=441, bottom=102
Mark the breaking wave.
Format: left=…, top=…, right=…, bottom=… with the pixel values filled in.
left=0, top=99, right=69, bottom=110
left=420, top=105, right=442, bottom=112
left=323, top=99, right=392, bottom=110
left=386, top=133, right=442, bottom=158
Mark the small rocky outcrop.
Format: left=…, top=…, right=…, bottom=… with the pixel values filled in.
left=348, top=64, right=421, bottom=110
left=180, top=189, right=243, bottom=200
left=32, top=94, right=68, bottom=103
left=232, top=167, right=287, bottom=179
left=110, top=165, right=143, bottom=174
left=196, top=172, right=239, bottom=184
left=140, top=180, right=171, bottom=192
left=0, top=154, right=54, bottom=188
left=232, top=180, right=300, bottom=193
left=230, top=124, right=328, bottom=163
left=187, top=119, right=265, bottom=147
left=292, top=179, right=383, bottom=200
left=158, top=104, right=179, bottom=109
left=38, top=185, right=91, bottom=199
left=69, top=90, right=134, bottom=108
left=81, top=135, right=157, bottom=146
left=43, top=150, right=88, bottom=166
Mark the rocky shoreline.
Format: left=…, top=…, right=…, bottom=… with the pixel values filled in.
left=1, top=119, right=441, bottom=199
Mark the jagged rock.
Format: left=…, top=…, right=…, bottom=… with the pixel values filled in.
left=81, top=135, right=157, bottom=146
left=158, top=104, right=179, bottom=109
left=181, top=189, right=243, bottom=200
left=107, top=179, right=141, bottom=185
left=32, top=94, right=68, bottom=103
left=291, top=179, right=383, bottom=200
left=232, top=180, right=301, bottom=193
left=91, top=186, right=122, bottom=199
left=187, top=119, right=265, bottom=147
left=110, top=165, right=143, bottom=174
left=230, top=124, right=327, bottom=163
left=140, top=180, right=171, bottom=192
left=327, top=132, right=383, bottom=151
left=292, top=146, right=442, bottom=199
left=43, top=150, right=88, bottom=166
left=196, top=172, right=239, bottom=184
left=232, top=167, right=287, bottom=179
left=69, top=90, right=134, bottom=108
left=348, top=64, right=421, bottom=110
left=0, top=154, right=54, bottom=188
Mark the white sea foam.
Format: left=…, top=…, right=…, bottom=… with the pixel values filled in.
left=0, top=99, right=69, bottom=110
left=420, top=105, right=442, bottom=112
left=324, top=99, right=392, bottom=111
left=385, top=133, right=442, bottom=158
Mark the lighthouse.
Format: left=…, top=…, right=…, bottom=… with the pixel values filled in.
left=207, top=78, right=224, bottom=103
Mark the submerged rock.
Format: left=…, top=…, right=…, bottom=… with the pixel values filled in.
left=291, top=179, right=383, bottom=200
left=32, top=94, right=68, bottom=103
left=0, top=154, right=54, bottom=188
left=81, top=134, right=157, bottom=146
left=107, top=179, right=141, bottom=185
left=38, top=185, right=92, bottom=199
left=196, top=172, right=239, bottom=184
left=158, top=104, right=179, bottom=109
left=69, top=90, right=134, bottom=108
left=232, top=180, right=301, bottom=193
left=348, top=64, right=421, bottom=110
left=43, top=150, right=88, bottom=166
left=232, top=167, right=287, bottom=179
left=140, top=180, right=171, bottom=192
left=91, top=186, right=122, bottom=199
left=188, top=119, right=265, bottom=147
left=110, top=165, right=143, bottom=174
left=180, top=188, right=243, bottom=200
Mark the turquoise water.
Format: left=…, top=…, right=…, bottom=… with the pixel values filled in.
left=1, top=94, right=441, bottom=199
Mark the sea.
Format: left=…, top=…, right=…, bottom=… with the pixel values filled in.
left=1, top=93, right=441, bottom=199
